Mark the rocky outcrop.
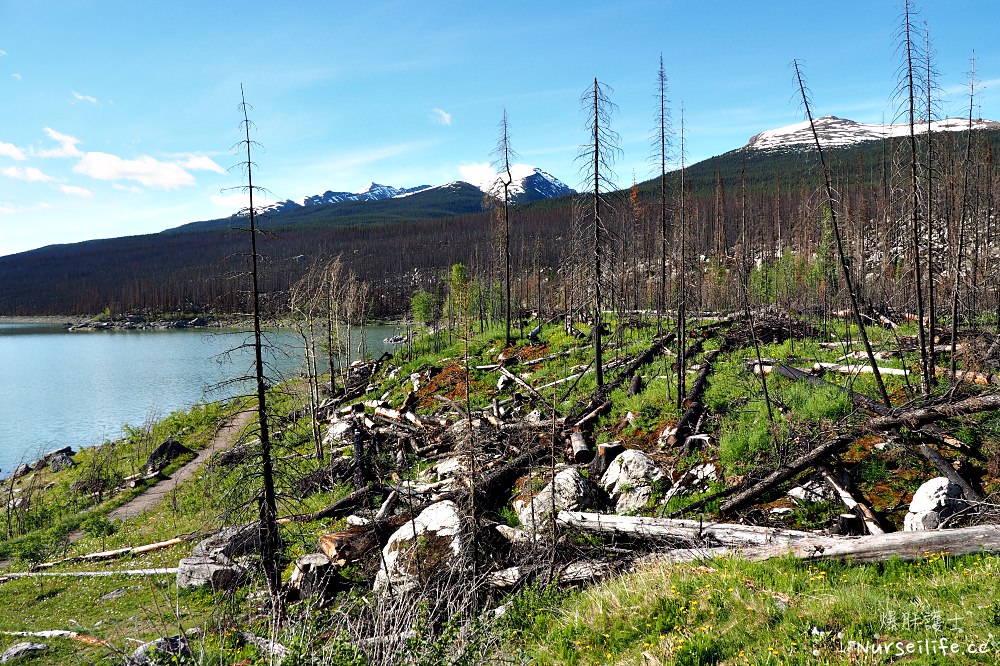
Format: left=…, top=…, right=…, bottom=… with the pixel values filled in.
left=127, top=634, right=190, bottom=665
left=375, top=500, right=463, bottom=593
left=142, top=437, right=193, bottom=473
left=191, top=523, right=260, bottom=560
left=176, top=556, right=244, bottom=590
left=600, top=449, right=667, bottom=514
left=178, top=523, right=258, bottom=590
left=904, top=477, right=966, bottom=531
left=516, top=467, right=598, bottom=532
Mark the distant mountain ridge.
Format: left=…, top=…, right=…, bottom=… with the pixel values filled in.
left=746, top=115, right=1000, bottom=151
left=256, top=164, right=573, bottom=217
left=263, top=183, right=432, bottom=215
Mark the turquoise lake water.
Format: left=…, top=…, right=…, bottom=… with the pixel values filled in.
left=0, top=321, right=398, bottom=474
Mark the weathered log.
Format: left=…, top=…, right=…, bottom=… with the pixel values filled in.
left=770, top=363, right=978, bottom=458
left=576, top=400, right=612, bottom=428
left=569, top=431, right=594, bottom=464
left=935, top=366, right=998, bottom=386
left=641, top=524, right=1000, bottom=565
left=31, top=536, right=192, bottom=571
left=813, top=362, right=910, bottom=377
left=557, top=511, right=817, bottom=547
left=498, top=366, right=546, bottom=402
left=816, top=465, right=884, bottom=535
left=279, top=484, right=390, bottom=524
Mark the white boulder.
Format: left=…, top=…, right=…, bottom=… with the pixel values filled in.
left=601, top=449, right=667, bottom=514
left=904, top=477, right=965, bottom=531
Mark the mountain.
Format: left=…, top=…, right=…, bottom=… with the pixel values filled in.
left=168, top=165, right=575, bottom=234
left=6, top=121, right=1000, bottom=317
left=746, top=115, right=1000, bottom=151
left=253, top=165, right=573, bottom=218
left=262, top=183, right=432, bottom=215
left=462, top=164, right=576, bottom=204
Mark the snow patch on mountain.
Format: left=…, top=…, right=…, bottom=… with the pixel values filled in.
left=747, top=115, right=1000, bottom=151
left=458, top=163, right=575, bottom=202
left=249, top=165, right=572, bottom=217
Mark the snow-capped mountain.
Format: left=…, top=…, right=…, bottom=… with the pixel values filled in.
left=746, top=115, right=1000, bottom=151
left=256, top=165, right=573, bottom=216
left=464, top=164, right=576, bottom=203
left=262, top=183, right=432, bottom=215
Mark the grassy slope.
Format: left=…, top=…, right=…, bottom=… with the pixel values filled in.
left=1, top=315, right=998, bottom=664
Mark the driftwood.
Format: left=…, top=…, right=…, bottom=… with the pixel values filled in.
left=721, top=394, right=1000, bottom=515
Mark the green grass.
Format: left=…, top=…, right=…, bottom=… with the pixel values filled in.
left=505, top=553, right=1000, bottom=665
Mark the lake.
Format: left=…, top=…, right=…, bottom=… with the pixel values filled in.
left=0, top=320, right=403, bottom=474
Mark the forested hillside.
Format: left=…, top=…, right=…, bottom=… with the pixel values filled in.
left=1, top=127, right=999, bottom=323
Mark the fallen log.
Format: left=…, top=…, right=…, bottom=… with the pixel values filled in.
left=569, top=333, right=676, bottom=422
left=721, top=393, right=1000, bottom=515
left=279, top=484, right=391, bottom=524
left=498, top=366, right=547, bottom=403
left=935, top=367, right=999, bottom=386
left=0, top=568, right=177, bottom=581
left=1, top=630, right=111, bottom=648
left=30, top=536, right=192, bottom=571
left=769, top=363, right=978, bottom=458
left=813, top=362, right=910, bottom=377
left=557, top=511, right=818, bottom=547
left=816, top=465, right=884, bottom=535
left=641, top=524, right=1000, bottom=565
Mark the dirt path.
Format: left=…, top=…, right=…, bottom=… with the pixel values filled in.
left=106, top=409, right=253, bottom=523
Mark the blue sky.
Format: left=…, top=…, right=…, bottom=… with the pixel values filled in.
left=2, top=0, right=1000, bottom=257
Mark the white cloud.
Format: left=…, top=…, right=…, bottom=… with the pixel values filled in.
left=11, top=73, right=21, bottom=82
left=430, top=108, right=453, bottom=126
left=74, top=152, right=196, bottom=189
left=72, top=91, right=99, bottom=105
left=0, top=50, right=6, bottom=56
left=113, top=183, right=141, bottom=193
left=178, top=155, right=225, bottom=173
left=210, top=191, right=275, bottom=211
left=458, top=162, right=498, bottom=190
left=0, top=140, right=26, bottom=161
left=57, top=184, right=92, bottom=198
left=40, top=127, right=82, bottom=158
left=2, top=166, right=55, bottom=182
